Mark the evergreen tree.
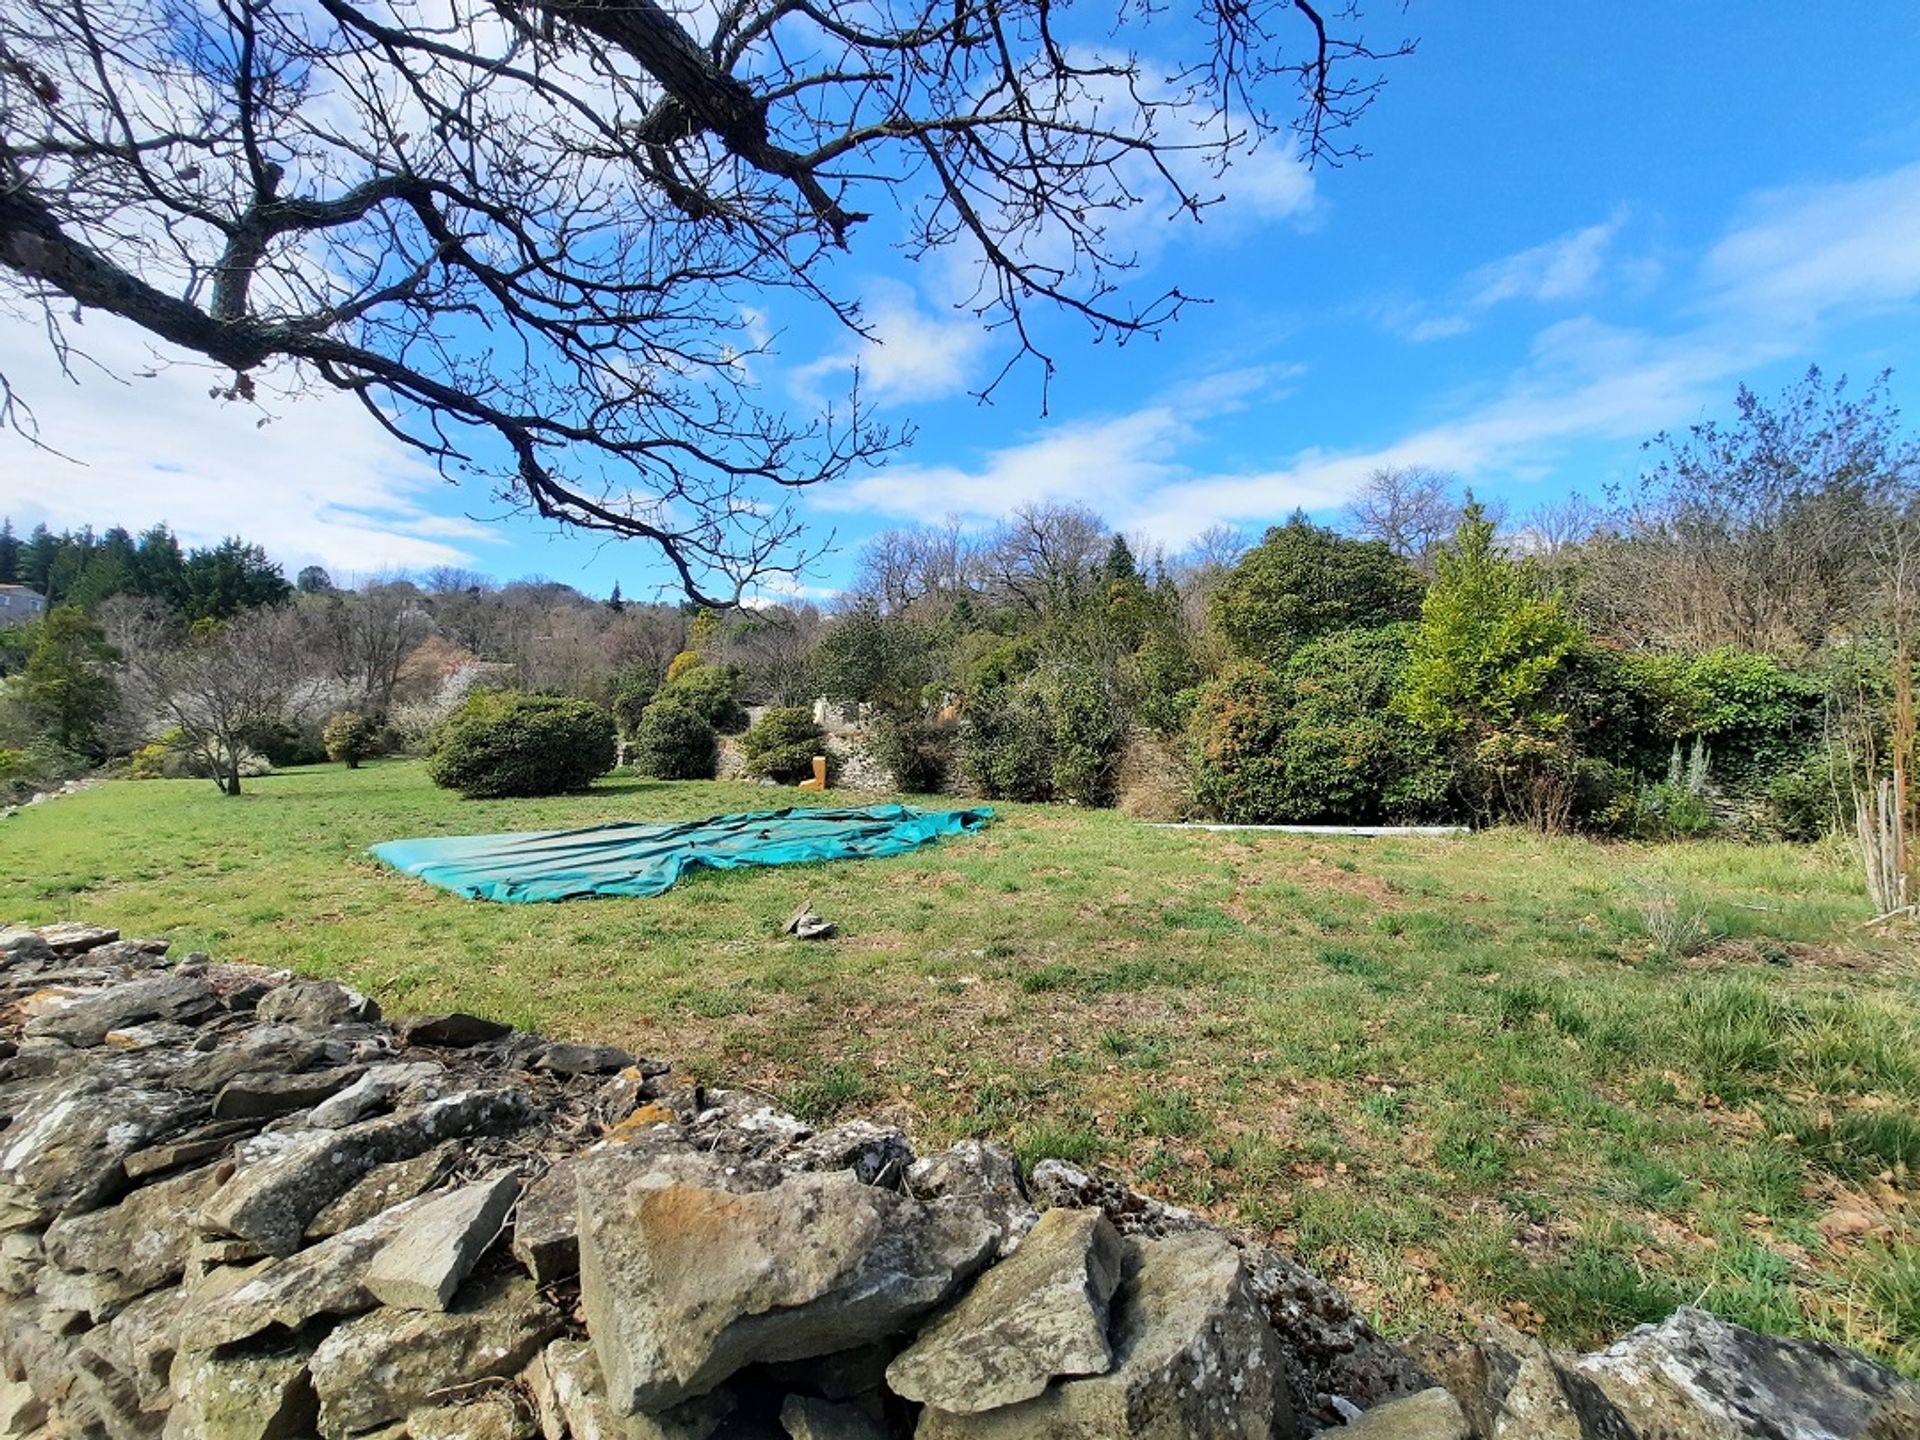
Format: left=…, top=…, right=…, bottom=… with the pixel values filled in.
left=18, top=606, right=119, bottom=757
left=296, top=565, right=336, bottom=595
left=22, top=524, right=57, bottom=594
left=608, top=580, right=626, bottom=612
left=1402, top=501, right=1580, bottom=739
left=0, top=518, right=17, bottom=584
left=132, top=525, right=188, bottom=609
left=1101, top=534, right=1139, bottom=584
left=182, top=538, right=292, bottom=619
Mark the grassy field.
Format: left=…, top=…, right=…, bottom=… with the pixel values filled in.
left=2, top=761, right=1916, bottom=1372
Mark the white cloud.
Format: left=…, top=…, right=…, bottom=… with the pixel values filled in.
left=1381, top=211, right=1627, bottom=342
left=819, top=161, right=1920, bottom=548
left=0, top=310, right=494, bottom=574
left=791, top=278, right=991, bottom=409
left=1702, top=161, right=1920, bottom=321
left=1464, top=215, right=1623, bottom=308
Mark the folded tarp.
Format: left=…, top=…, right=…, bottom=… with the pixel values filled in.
left=369, top=803, right=994, bottom=903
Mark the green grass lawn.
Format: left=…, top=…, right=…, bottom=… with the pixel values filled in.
left=3, top=760, right=1917, bottom=1371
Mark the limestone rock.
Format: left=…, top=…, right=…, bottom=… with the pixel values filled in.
left=781, top=1394, right=890, bottom=1440
left=511, top=1156, right=582, bottom=1284
left=887, top=1207, right=1123, bottom=1413
left=1339, top=1387, right=1469, bottom=1439
left=199, top=1088, right=531, bottom=1254
left=166, top=1339, right=318, bottom=1440
left=309, top=1274, right=560, bottom=1436
left=44, top=1161, right=229, bottom=1293
left=22, top=974, right=216, bottom=1046
left=0, top=1377, right=48, bottom=1434
left=211, top=1065, right=364, bottom=1120
left=528, top=1340, right=734, bottom=1440
left=400, top=1012, right=514, bottom=1048
left=309, top=1060, right=445, bottom=1127
left=177, top=1190, right=439, bottom=1349
left=170, top=1028, right=331, bottom=1095
left=534, top=1043, right=635, bottom=1077
left=34, top=1264, right=150, bottom=1322
left=407, top=1394, right=537, bottom=1440
left=904, top=1142, right=1035, bottom=1257
left=124, top=1118, right=261, bottom=1181
left=1243, top=1245, right=1431, bottom=1425
left=33, top=923, right=120, bottom=958
left=1571, top=1305, right=1920, bottom=1439
left=253, top=981, right=378, bottom=1028
left=1025, top=1160, right=1205, bottom=1240
left=916, top=1230, right=1294, bottom=1440
left=306, top=1141, right=458, bottom=1238
left=97, top=1285, right=188, bottom=1411
left=577, top=1149, right=997, bottom=1414
left=366, top=1172, right=520, bottom=1311
left=0, top=1079, right=206, bottom=1220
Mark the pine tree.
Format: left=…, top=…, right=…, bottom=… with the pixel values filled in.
left=608, top=580, right=626, bottom=612
left=1402, top=501, right=1579, bottom=739
left=0, top=518, right=17, bottom=584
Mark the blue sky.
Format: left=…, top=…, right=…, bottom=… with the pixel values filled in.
left=4, top=3, right=1919, bottom=601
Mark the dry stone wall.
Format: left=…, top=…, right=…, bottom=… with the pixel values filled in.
left=0, top=920, right=1915, bottom=1440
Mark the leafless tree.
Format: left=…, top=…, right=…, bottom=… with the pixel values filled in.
left=0, top=0, right=1406, bottom=603
left=1515, top=490, right=1605, bottom=558
left=983, top=501, right=1110, bottom=613
left=304, top=579, right=433, bottom=718
left=1342, top=465, right=1462, bottom=573
left=603, top=604, right=690, bottom=674
left=852, top=519, right=985, bottom=615
left=1588, top=368, right=1920, bottom=654
left=715, top=603, right=825, bottom=702
left=121, top=604, right=317, bottom=794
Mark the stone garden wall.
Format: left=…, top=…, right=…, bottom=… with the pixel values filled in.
left=0, top=921, right=1915, bottom=1439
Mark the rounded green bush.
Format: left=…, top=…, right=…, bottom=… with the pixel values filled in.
left=426, top=691, right=616, bottom=798
left=630, top=699, right=717, bottom=780
left=874, top=714, right=954, bottom=793
left=1188, top=633, right=1455, bottom=824
left=661, top=664, right=749, bottom=735
left=322, top=711, right=375, bottom=768
left=960, top=681, right=1055, bottom=801
left=740, top=706, right=827, bottom=782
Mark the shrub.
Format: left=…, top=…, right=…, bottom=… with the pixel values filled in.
left=1630, top=780, right=1716, bottom=839
left=629, top=699, right=717, bottom=780
left=426, top=691, right=616, bottom=798
left=815, top=605, right=934, bottom=711
left=662, top=664, right=748, bottom=734
left=610, top=663, right=663, bottom=737
left=665, top=650, right=705, bottom=684
left=125, top=741, right=170, bottom=780
left=1763, top=749, right=1849, bottom=840
left=961, top=681, right=1056, bottom=801
left=322, top=712, right=376, bottom=768
left=872, top=713, right=954, bottom=793
left=1049, top=667, right=1127, bottom=806
left=1187, top=633, right=1456, bottom=825
left=740, top=706, right=827, bottom=782
left=247, top=722, right=329, bottom=768
left=1210, top=516, right=1424, bottom=666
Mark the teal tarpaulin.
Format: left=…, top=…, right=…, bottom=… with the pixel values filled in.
left=368, top=803, right=993, bottom=903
